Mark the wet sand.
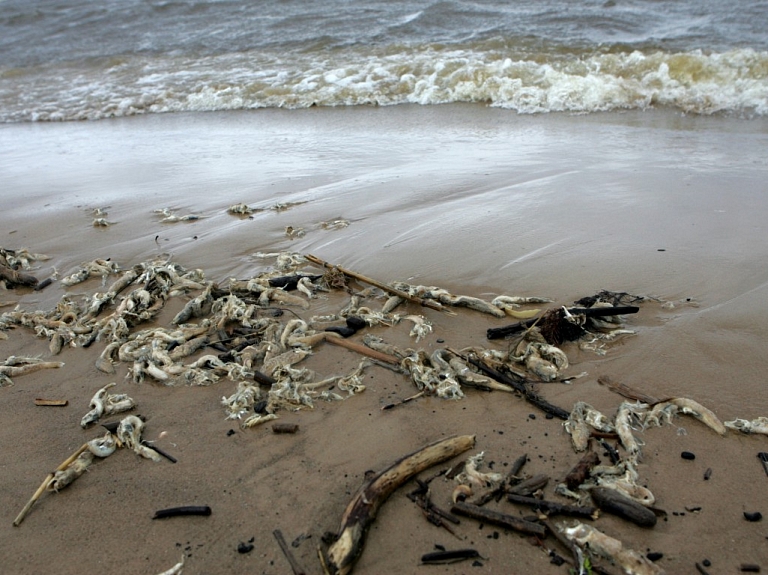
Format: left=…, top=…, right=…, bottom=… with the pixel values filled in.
left=1, top=105, right=768, bottom=574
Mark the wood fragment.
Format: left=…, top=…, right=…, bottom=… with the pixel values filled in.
left=464, top=353, right=570, bottom=420
left=507, top=474, right=549, bottom=497
left=325, top=434, right=476, bottom=575
left=274, top=529, right=307, bottom=575
left=589, top=487, right=657, bottom=528
left=13, top=443, right=89, bottom=526
left=564, top=452, right=601, bottom=490
left=450, top=501, right=546, bottom=536
left=758, top=452, right=768, bottom=477
left=272, top=423, right=300, bottom=434
left=304, top=254, right=448, bottom=313
left=34, top=398, right=68, bottom=407
left=507, top=493, right=597, bottom=519
left=0, top=263, right=39, bottom=288
left=324, top=333, right=400, bottom=365
left=152, top=505, right=212, bottom=519
left=381, top=391, right=424, bottom=411
left=597, top=375, right=662, bottom=405
left=421, top=549, right=480, bottom=564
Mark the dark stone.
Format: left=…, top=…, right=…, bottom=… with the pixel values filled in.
left=345, top=316, right=368, bottom=331
left=681, top=451, right=696, bottom=460
left=325, top=326, right=356, bottom=337
left=647, top=552, right=663, bottom=561
left=226, top=429, right=236, bottom=436
left=702, top=559, right=711, bottom=567
left=237, top=542, right=254, bottom=554
left=744, top=511, right=763, bottom=522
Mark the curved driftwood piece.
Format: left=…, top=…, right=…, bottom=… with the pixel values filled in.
left=325, top=434, right=476, bottom=575
left=486, top=306, right=639, bottom=340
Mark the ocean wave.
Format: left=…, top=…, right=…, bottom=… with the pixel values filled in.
left=2, top=45, right=767, bottom=121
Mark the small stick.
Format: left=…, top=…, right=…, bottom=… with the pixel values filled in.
left=597, top=375, right=662, bottom=405
left=13, top=443, right=89, bottom=526
left=304, top=254, right=449, bottom=313
left=324, top=334, right=400, bottom=365
left=141, top=441, right=177, bottom=463
left=34, top=399, right=68, bottom=406
left=381, top=391, right=424, bottom=411
left=273, top=529, right=306, bottom=575
left=153, top=505, right=212, bottom=519
left=758, top=452, right=768, bottom=477
left=506, top=493, right=597, bottom=519
left=272, top=423, right=299, bottom=434
left=451, top=501, right=546, bottom=536
left=421, top=549, right=480, bottom=564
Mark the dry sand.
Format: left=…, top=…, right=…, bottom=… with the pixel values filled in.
left=1, top=105, right=768, bottom=574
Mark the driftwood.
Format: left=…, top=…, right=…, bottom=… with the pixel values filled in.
left=589, top=487, right=657, bottom=528
left=506, top=474, right=549, bottom=497
left=463, top=353, right=570, bottom=420
left=597, top=375, right=662, bottom=405
left=0, top=263, right=39, bottom=288
left=274, top=529, right=307, bottom=575
left=325, top=434, right=475, bottom=575
left=304, top=254, right=448, bottom=313
left=486, top=306, right=640, bottom=340
left=474, top=453, right=528, bottom=506
left=450, top=501, right=546, bottom=536
left=152, top=505, right=211, bottom=519
left=324, top=333, right=400, bottom=365
left=420, top=549, right=480, bottom=564
left=13, top=443, right=90, bottom=526
left=564, top=452, right=601, bottom=490
left=506, top=493, right=597, bottom=519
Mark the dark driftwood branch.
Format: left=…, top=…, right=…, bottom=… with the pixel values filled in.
left=486, top=306, right=639, bottom=340
left=450, top=501, right=546, bottom=536
left=325, top=434, right=476, bottom=575
left=588, top=487, right=657, bottom=528
left=506, top=474, right=549, bottom=497
left=0, top=263, right=39, bottom=288
left=469, top=355, right=569, bottom=420
left=506, top=493, right=597, bottom=519
left=152, top=505, right=211, bottom=519
left=274, top=529, right=307, bottom=575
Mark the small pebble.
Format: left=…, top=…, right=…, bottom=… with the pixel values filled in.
left=681, top=451, right=696, bottom=460
left=647, top=552, right=663, bottom=562
left=237, top=542, right=254, bottom=554
left=704, top=467, right=712, bottom=480
left=226, top=429, right=236, bottom=436
left=528, top=413, right=536, bottom=420
left=436, top=338, right=445, bottom=343
left=744, top=511, right=763, bottom=522
left=702, top=559, right=711, bottom=567
left=472, top=560, right=483, bottom=567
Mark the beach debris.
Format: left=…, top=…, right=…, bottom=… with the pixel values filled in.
left=153, top=506, right=212, bottom=519
left=758, top=453, right=768, bottom=477
left=561, top=522, right=666, bottom=575
left=60, top=258, right=119, bottom=286
left=154, top=207, right=205, bottom=223
left=506, top=493, right=598, bottom=519
left=80, top=382, right=136, bottom=427
left=324, top=434, right=475, bottom=575
left=420, top=548, right=481, bottom=565
left=320, top=218, right=350, bottom=230
left=725, top=417, right=768, bottom=435
left=228, top=203, right=253, bottom=215
left=92, top=217, right=114, bottom=227
left=451, top=500, right=546, bottom=536
left=117, top=415, right=162, bottom=461
left=155, top=554, right=185, bottom=575
left=563, top=452, right=601, bottom=490
left=272, top=422, right=299, bottom=434
left=565, top=404, right=614, bottom=452
left=743, top=511, right=762, bottom=522
left=273, top=529, right=307, bottom=575
left=285, top=225, right=306, bottom=238
left=13, top=441, right=91, bottom=526
left=589, top=486, right=657, bottom=527
left=34, top=398, right=68, bottom=406
left=0, top=356, right=65, bottom=387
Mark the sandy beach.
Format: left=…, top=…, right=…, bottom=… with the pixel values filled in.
left=2, top=104, right=768, bottom=574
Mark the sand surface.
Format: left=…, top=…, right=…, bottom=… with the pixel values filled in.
left=1, top=105, right=768, bottom=574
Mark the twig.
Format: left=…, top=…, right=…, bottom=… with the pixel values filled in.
left=13, top=443, right=89, bottom=526
left=451, top=501, right=546, bottom=536
left=273, top=529, right=307, bottom=575
left=323, top=333, right=400, bottom=365
left=381, top=391, right=424, bottom=411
